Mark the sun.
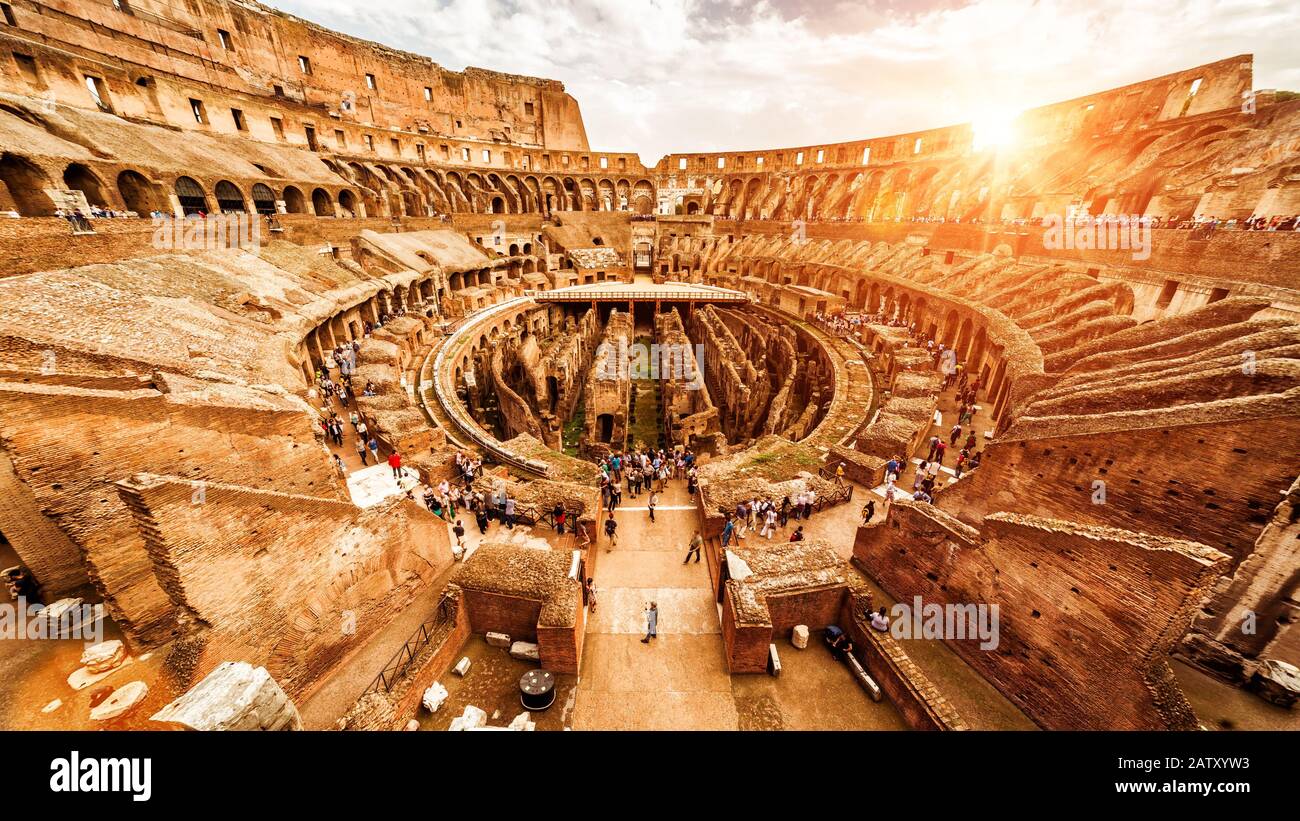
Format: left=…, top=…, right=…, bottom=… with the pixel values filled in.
left=971, top=109, right=1022, bottom=152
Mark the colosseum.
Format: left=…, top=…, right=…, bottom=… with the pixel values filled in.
left=0, top=0, right=1296, bottom=735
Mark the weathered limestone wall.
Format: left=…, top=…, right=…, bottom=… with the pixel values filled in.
left=853, top=502, right=1230, bottom=729
left=0, top=379, right=341, bottom=646
left=116, top=474, right=452, bottom=700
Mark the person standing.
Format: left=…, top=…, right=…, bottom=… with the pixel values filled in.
left=862, top=499, right=876, bottom=525
left=684, top=531, right=703, bottom=564
left=721, top=515, right=735, bottom=547
left=640, top=602, right=658, bottom=644
left=355, top=438, right=369, bottom=465
left=604, top=515, right=618, bottom=549
left=647, top=491, right=658, bottom=523
left=761, top=506, right=777, bottom=539
left=504, top=496, right=516, bottom=529
left=388, top=450, right=402, bottom=480
left=452, top=519, right=465, bottom=548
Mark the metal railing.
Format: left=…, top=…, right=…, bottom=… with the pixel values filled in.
left=363, top=593, right=457, bottom=695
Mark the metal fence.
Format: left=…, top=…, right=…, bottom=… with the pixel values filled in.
left=363, top=593, right=457, bottom=695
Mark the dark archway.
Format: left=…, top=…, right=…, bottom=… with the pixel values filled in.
left=0, top=154, right=57, bottom=216
left=63, top=163, right=110, bottom=208
left=282, top=186, right=306, bottom=214
left=251, top=183, right=276, bottom=215
left=311, top=187, right=334, bottom=217
left=117, top=169, right=165, bottom=215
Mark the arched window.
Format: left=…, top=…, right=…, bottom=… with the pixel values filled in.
left=251, top=183, right=276, bottom=215
left=174, top=176, right=208, bottom=215
left=213, top=180, right=246, bottom=213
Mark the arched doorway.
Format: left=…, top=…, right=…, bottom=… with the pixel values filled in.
left=282, top=186, right=306, bottom=214
left=338, top=189, right=358, bottom=217
left=311, top=188, right=334, bottom=216
left=174, top=176, right=209, bottom=216
left=0, top=154, right=57, bottom=216
left=62, top=163, right=109, bottom=208
left=117, top=170, right=163, bottom=215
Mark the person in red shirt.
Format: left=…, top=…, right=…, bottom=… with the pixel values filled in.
left=387, top=450, right=402, bottom=480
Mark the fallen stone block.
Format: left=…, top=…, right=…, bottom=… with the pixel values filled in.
left=453, top=657, right=472, bottom=676
left=404, top=719, right=420, bottom=731
left=508, top=711, right=536, bottom=731
left=90, top=681, right=148, bottom=722
left=149, top=661, right=301, bottom=730
left=792, top=625, right=809, bottom=649
left=767, top=644, right=781, bottom=677
left=80, top=640, right=126, bottom=674
left=421, top=682, right=449, bottom=713
left=486, top=631, right=511, bottom=648
left=448, top=704, right=487, bottom=731
left=1251, top=659, right=1300, bottom=708
left=509, top=641, right=540, bottom=661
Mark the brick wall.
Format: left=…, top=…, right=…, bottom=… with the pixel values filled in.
left=853, top=503, right=1229, bottom=729
left=939, top=415, right=1300, bottom=567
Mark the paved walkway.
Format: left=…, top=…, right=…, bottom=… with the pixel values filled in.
left=572, top=477, right=739, bottom=730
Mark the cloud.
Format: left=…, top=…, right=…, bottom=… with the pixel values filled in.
left=265, top=0, right=1299, bottom=163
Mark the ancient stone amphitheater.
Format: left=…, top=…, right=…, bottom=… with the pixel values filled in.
left=0, top=0, right=1296, bottom=732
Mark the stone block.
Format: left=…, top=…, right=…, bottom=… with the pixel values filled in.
left=149, top=661, right=301, bottom=730
left=767, top=644, right=781, bottom=677
left=1251, top=659, right=1300, bottom=708
left=80, top=640, right=126, bottom=674
left=90, top=681, right=148, bottom=722
left=486, top=631, right=511, bottom=648
left=508, top=711, right=536, bottom=731
left=448, top=704, right=487, bottom=731
left=421, top=682, right=449, bottom=713
left=509, top=641, right=540, bottom=661
left=792, top=624, right=809, bottom=649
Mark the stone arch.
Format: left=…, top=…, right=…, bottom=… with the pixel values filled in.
left=311, top=187, right=334, bottom=216
left=117, top=169, right=166, bottom=215
left=0, top=154, right=57, bottom=216
left=282, top=185, right=307, bottom=214
left=338, top=189, right=359, bottom=217
left=174, top=175, right=209, bottom=216
left=213, top=180, right=247, bottom=213
left=62, top=163, right=110, bottom=208
left=251, top=182, right=277, bottom=214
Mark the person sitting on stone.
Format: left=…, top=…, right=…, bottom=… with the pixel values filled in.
left=871, top=607, right=891, bottom=632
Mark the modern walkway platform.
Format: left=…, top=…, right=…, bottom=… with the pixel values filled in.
left=533, top=282, right=752, bottom=304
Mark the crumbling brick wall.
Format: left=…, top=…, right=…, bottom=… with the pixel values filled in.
left=853, top=501, right=1229, bottom=729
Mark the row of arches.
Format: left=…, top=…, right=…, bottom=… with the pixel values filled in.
left=322, top=159, right=657, bottom=218
left=0, top=153, right=358, bottom=218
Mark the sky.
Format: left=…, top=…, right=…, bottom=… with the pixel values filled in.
left=264, top=0, right=1300, bottom=163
